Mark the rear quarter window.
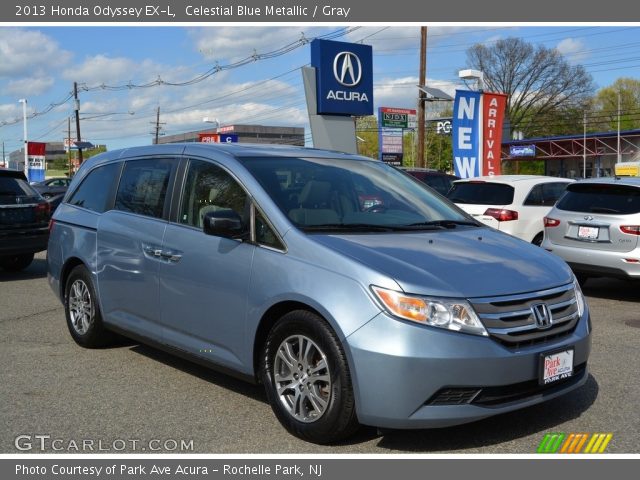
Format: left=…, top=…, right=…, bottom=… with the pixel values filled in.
left=447, top=182, right=515, bottom=205
left=68, top=163, right=121, bottom=213
left=556, top=183, right=640, bottom=214
left=523, top=182, right=571, bottom=206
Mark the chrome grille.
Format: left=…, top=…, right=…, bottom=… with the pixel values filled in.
left=471, top=283, right=580, bottom=348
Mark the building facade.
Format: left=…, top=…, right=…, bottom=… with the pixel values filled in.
left=156, top=124, right=305, bottom=146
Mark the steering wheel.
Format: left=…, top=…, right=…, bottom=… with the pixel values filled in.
left=363, top=204, right=387, bottom=213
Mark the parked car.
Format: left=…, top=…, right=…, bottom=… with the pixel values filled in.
left=448, top=175, right=573, bottom=245
left=32, top=177, right=71, bottom=199
left=47, top=144, right=590, bottom=444
left=402, top=168, right=459, bottom=196
left=543, top=177, right=640, bottom=285
left=0, top=169, right=50, bottom=271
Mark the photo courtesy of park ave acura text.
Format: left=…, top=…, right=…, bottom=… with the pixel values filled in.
left=1, top=6, right=639, bottom=457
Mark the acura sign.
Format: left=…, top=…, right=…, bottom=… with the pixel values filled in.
left=311, top=39, right=373, bottom=116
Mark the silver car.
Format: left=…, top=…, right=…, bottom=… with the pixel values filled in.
left=47, top=144, right=591, bottom=444
left=543, top=177, right=640, bottom=285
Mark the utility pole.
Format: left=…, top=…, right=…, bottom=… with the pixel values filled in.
left=67, top=117, right=72, bottom=177
left=19, top=99, right=28, bottom=179
left=617, top=90, right=621, bottom=163
left=73, top=82, right=83, bottom=165
left=151, top=106, right=165, bottom=144
left=417, top=26, right=427, bottom=169
left=583, top=111, right=587, bottom=179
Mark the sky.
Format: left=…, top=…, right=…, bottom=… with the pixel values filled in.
left=1, top=25, right=639, bottom=156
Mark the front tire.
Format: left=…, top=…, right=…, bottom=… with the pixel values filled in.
left=0, top=253, right=34, bottom=272
left=261, top=310, right=359, bottom=444
left=64, top=265, right=116, bottom=348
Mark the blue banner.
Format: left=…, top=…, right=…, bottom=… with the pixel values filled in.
left=219, top=134, right=238, bottom=143
left=452, top=90, right=482, bottom=178
left=311, top=39, right=373, bottom=116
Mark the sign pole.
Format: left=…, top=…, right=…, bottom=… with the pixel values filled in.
left=417, top=27, right=427, bottom=168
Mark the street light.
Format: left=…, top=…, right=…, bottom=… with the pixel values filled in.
left=203, top=117, right=220, bottom=129
left=18, top=99, right=28, bottom=180
left=416, top=86, right=453, bottom=168
left=416, top=86, right=453, bottom=102
left=458, top=69, right=485, bottom=91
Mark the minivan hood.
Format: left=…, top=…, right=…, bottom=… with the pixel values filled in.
left=310, top=227, right=573, bottom=298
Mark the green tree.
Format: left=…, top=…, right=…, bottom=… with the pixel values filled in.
left=466, top=37, right=594, bottom=136
left=355, top=115, right=379, bottom=159
left=592, top=78, right=640, bottom=132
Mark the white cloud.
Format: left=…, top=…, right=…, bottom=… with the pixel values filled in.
left=556, top=38, right=589, bottom=63
left=5, top=77, right=54, bottom=96
left=0, top=103, right=23, bottom=118
left=189, top=26, right=327, bottom=61
left=374, top=76, right=459, bottom=110
left=0, top=28, right=72, bottom=78
left=63, top=55, right=167, bottom=86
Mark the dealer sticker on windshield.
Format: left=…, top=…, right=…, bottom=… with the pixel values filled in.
left=540, top=349, right=574, bottom=385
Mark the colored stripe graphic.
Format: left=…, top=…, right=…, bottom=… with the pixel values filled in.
left=560, top=433, right=589, bottom=453
left=537, top=433, right=565, bottom=453
left=538, top=433, right=613, bottom=453
left=584, top=433, right=613, bottom=453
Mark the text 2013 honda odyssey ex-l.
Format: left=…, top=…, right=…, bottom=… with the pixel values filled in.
left=47, top=144, right=591, bottom=444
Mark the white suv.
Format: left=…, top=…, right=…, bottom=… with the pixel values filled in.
left=448, top=175, right=573, bottom=245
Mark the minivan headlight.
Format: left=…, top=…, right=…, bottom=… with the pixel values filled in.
left=573, top=277, right=586, bottom=318
left=371, top=286, right=488, bottom=336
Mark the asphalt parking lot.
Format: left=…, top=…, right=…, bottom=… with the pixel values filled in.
left=1, top=252, right=639, bottom=453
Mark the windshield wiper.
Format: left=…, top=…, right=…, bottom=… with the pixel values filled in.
left=406, top=219, right=480, bottom=229
left=589, top=207, right=620, bottom=214
left=301, top=223, right=400, bottom=232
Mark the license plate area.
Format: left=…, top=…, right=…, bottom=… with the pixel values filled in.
left=577, top=225, right=599, bottom=239
left=539, top=348, right=574, bottom=385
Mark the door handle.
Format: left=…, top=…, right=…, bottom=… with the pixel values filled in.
left=160, top=250, right=182, bottom=263
left=143, top=245, right=163, bottom=257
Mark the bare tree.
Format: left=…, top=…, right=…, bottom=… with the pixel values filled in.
left=466, top=38, right=594, bottom=136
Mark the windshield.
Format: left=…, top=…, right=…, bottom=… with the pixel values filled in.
left=240, top=156, right=476, bottom=232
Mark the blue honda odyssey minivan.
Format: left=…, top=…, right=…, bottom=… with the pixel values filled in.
left=47, top=143, right=591, bottom=444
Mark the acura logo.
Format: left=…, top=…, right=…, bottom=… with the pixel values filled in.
left=532, top=303, right=553, bottom=330
left=333, top=51, right=362, bottom=87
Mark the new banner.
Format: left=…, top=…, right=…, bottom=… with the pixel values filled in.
left=452, top=90, right=482, bottom=178
left=482, top=92, right=507, bottom=176
left=27, top=142, right=46, bottom=183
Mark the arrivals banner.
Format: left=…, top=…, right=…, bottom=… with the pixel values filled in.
left=452, top=90, right=507, bottom=178
left=482, top=92, right=508, bottom=176
left=27, top=142, right=46, bottom=183
left=452, top=90, right=482, bottom=178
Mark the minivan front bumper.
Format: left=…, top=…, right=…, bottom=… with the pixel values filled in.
left=345, top=310, right=591, bottom=429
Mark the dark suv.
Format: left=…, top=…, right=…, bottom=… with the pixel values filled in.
left=0, top=169, right=50, bottom=271
left=402, top=168, right=459, bottom=196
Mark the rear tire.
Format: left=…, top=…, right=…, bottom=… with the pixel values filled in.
left=64, top=265, right=116, bottom=348
left=261, top=310, right=359, bottom=444
left=0, top=253, right=34, bottom=272
left=532, top=233, right=544, bottom=247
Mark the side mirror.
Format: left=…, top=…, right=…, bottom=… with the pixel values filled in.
left=202, top=209, right=245, bottom=238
